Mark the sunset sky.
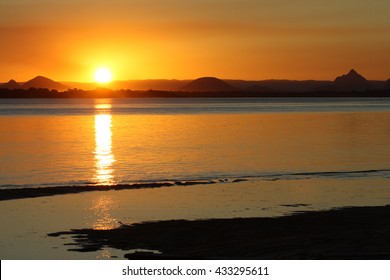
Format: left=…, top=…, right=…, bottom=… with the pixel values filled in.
left=1, top=0, right=390, bottom=82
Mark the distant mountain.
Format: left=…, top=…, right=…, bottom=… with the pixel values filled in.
left=3, top=70, right=387, bottom=93
left=0, top=79, right=21, bottom=89
left=179, top=77, right=236, bottom=91
left=64, top=79, right=329, bottom=92
left=23, top=76, right=69, bottom=91
left=333, top=69, right=372, bottom=91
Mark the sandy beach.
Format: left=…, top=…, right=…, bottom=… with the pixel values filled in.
left=49, top=205, right=390, bottom=260
left=2, top=178, right=390, bottom=259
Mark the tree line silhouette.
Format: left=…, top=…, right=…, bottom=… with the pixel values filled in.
left=1, top=87, right=390, bottom=98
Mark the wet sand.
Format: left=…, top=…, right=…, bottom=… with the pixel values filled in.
left=49, top=205, right=390, bottom=260
left=2, top=177, right=390, bottom=259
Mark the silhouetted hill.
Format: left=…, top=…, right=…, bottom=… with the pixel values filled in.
left=0, top=79, right=21, bottom=89
left=333, top=69, right=372, bottom=91
left=23, top=76, right=69, bottom=91
left=180, top=77, right=236, bottom=91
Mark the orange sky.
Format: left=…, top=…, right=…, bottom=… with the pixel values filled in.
left=1, top=0, right=390, bottom=82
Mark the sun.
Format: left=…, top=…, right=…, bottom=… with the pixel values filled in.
left=94, top=68, right=112, bottom=83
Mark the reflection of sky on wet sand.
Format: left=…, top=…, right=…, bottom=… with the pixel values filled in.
left=2, top=176, right=390, bottom=259
left=94, top=104, right=115, bottom=185
left=88, top=194, right=118, bottom=230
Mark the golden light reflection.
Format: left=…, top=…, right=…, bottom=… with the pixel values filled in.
left=94, top=104, right=115, bottom=185
left=96, top=248, right=113, bottom=259
left=90, top=195, right=118, bottom=230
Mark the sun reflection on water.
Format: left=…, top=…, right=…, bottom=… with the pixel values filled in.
left=94, top=104, right=115, bottom=185
left=89, top=195, right=118, bottom=230
left=89, top=103, right=119, bottom=231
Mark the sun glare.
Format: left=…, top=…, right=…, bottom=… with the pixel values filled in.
left=94, top=68, right=112, bottom=83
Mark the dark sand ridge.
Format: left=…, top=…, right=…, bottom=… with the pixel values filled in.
left=0, top=180, right=222, bottom=201
left=49, top=205, right=390, bottom=260
left=2, top=168, right=388, bottom=201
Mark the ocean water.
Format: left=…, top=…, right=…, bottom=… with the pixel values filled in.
left=2, top=97, right=390, bottom=259
left=1, top=98, right=390, bottom=188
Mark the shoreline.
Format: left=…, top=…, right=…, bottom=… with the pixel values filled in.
left=49, top=205, right=390, bottom=260
left=2, top=167, right=389, bottom=201
left=2, top=177, right=390, bottom=260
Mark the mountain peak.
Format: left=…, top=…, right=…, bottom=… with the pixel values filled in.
left=347, top=69, right=359, bottom=76
left=0, top=79, right=21, bottom=89
left=333, top=69, right=371, bottom=91
left=23, top=76, right=68, bottom=91
left=28, top=76, right=55, bottom=83
left=337, top=69, right=365, bottom=79
left=179, top=77, right=236, bottom=92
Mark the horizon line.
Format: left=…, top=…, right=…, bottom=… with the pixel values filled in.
left=1, top=69, right=390, bottom=86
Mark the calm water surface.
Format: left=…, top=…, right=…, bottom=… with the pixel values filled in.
left=2, top=98, right=390, bottom=259
left=1, top=98, right=390, bottom=188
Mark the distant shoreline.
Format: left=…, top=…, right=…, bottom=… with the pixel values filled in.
left=1, top=88, right=390, bottom=98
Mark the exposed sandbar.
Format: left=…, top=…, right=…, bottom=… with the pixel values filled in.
left=0, top=180, right=216, bottom=201
left=49, top=205, right=390, bottom=260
